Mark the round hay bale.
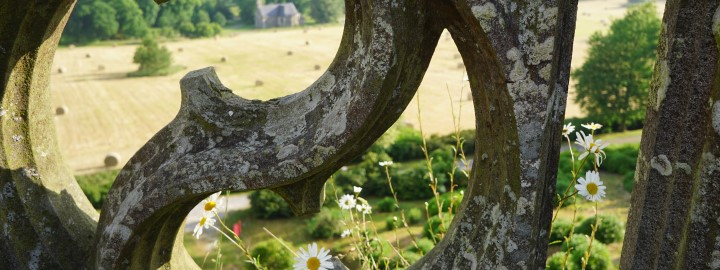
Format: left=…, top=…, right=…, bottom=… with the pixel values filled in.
left=178, top=47, right=184, bottom=52
left=255, top=80, right=264, bottom=87
left=305, top=41, right=310, bottom=46
left=221, top=56, right=228, bottom=62
left=55, top=106, right=68, bottom=115
left=98, top=65, right=105, bottom=71
left=57, top=67, right=66, bottom=74
left=287, top=51, right=293, bottom=56
left=314, top=64, right=321, bottom=71
left=104, top=153, right=121, bottom=167
left=85, top=53, right=91, bottom=58
left=456, top=62, right=465, bottom=69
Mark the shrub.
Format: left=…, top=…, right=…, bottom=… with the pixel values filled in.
left=245, top=240, right=294, bottom=269
left=423, top=214, right=454, bottom=240
left=623, top=171, right=635, bottom=192
left=546, top=252, right=575, bottom=270
left=76, top=170, right=119, bottom=209
left=406, top=208, right=423, bottom=225
left=385, top=216, right=399, bottom=230
left=554, top=169, right=576, bottom=207
left=562, top=234, right=612, bottom=270
left=406, top=238, right=435, bottom=255
left=194, top=22, right=222, bottom=37
left=307, top=207, right=342, bottom=239
left=333, top=168, right=366, bottom=195
left=394, top=166, right=434, bottom=200
left=387, top=127, right=424, bottom=162
left=377, top=197, right=397, bottom=213
left=575, top=215, right=624, bottom=244
left=426, top=191, right=463, bottom=216
left=249, top=190, right=293, bottom=219
left=603, top=145, right=638, bottom=175
left=357, top=151, right=394, bottom=197
left=549, top=219, right=573, bottom=244
left=130, top=36, right=173, bottom=77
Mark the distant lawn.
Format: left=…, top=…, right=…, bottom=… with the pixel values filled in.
left=127, top=65, right=185, bottom=77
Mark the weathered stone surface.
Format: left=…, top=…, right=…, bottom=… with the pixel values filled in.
left=0, top=0, right=99, bottom=269
left=411, top=1, right=577, bottom=269
left=5, top=0, right=718, bottom=269
left=621, top=1, right=720, bottom=269
left=91, top=0, right=445, bottom=268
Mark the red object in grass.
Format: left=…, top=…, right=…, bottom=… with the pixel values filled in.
left=233, top=220, right=242, bottom=237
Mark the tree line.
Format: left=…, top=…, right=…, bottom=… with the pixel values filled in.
left=62, top=0, right=343, bottom=45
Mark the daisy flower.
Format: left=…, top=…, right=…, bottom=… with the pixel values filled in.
left=575, top=170, right=606, bottom=202
left=356, top=203, right=372, bottom=215
left=562, top=123, right=575, bottom=137
left=341, top=229, right=351, bottom=238
left=338, top=194, right=357, bottom=210
left=193, top=213, right=216, bottom=239
left=353, top=186, right=362, bottom=194
left=379, top=161, right=394, bottom=167
left=582, top=122, right=603, bottom=131
left=201, top=191, right=225, bottom=214
left=294, top=243, right=333, bottom=270
left=575, top=131, right=609, bottom=166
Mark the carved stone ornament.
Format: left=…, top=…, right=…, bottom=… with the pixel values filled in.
left=1, top=0, right=719, bottom=269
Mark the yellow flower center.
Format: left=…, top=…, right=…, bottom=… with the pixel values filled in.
left=307, top=257, right=321, bottom=270
left=204, top=201, right=216, bottom=211
left=587, top=183, right=598, bottom=195
left=199, top=217, right=207, bottom=226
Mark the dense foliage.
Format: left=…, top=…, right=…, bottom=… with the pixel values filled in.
left=64, top=0, right=231, bottom=44
left=576, top=215, right=625, bottom=244
left=249, top=189, right=293, bottom=219
left=549, top=219, right=573, bottom=244
left=561, top=234, right=613, bottom=270
left=245, top=240, right=295, bottom=269
left=306, top=207, right=342, bottom=239
left=572, top=3, right=661, bottom=131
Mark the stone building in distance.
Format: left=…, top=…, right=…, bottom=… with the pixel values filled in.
left=254, top=1, right=303, bottom=28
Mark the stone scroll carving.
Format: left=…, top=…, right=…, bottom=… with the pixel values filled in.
left=2, top=0, right=717, bottom=269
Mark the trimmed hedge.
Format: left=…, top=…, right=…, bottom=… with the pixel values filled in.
left=245, top=240, right=295, bottom=269
left=575, top=215, right=625, bottom=244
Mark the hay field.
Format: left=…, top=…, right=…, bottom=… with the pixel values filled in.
left=51, top=0, right=664, bottom=173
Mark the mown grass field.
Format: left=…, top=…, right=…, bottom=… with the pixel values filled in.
left=51, top=0, right=664, bottom=173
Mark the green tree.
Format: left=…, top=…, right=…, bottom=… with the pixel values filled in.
left=63, top=0, right=119, bottom=44
left=309, top=0, right=342, bottom=23
left=572, top=3, right=661, bottom=131
left=132, top=37, right=173, bottom=76
left=137, top=0, right=161, bottom=26
left=109, top=0, right=149, bottom=38
left=213, top=12, right=228, bottom=26
left=236, top=0, right=258, bottom=25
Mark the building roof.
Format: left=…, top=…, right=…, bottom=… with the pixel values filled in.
left=258, top=3, right=300, bottom=18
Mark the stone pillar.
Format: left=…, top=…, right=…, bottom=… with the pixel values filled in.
left=621, top=1, right=720, bottom=269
